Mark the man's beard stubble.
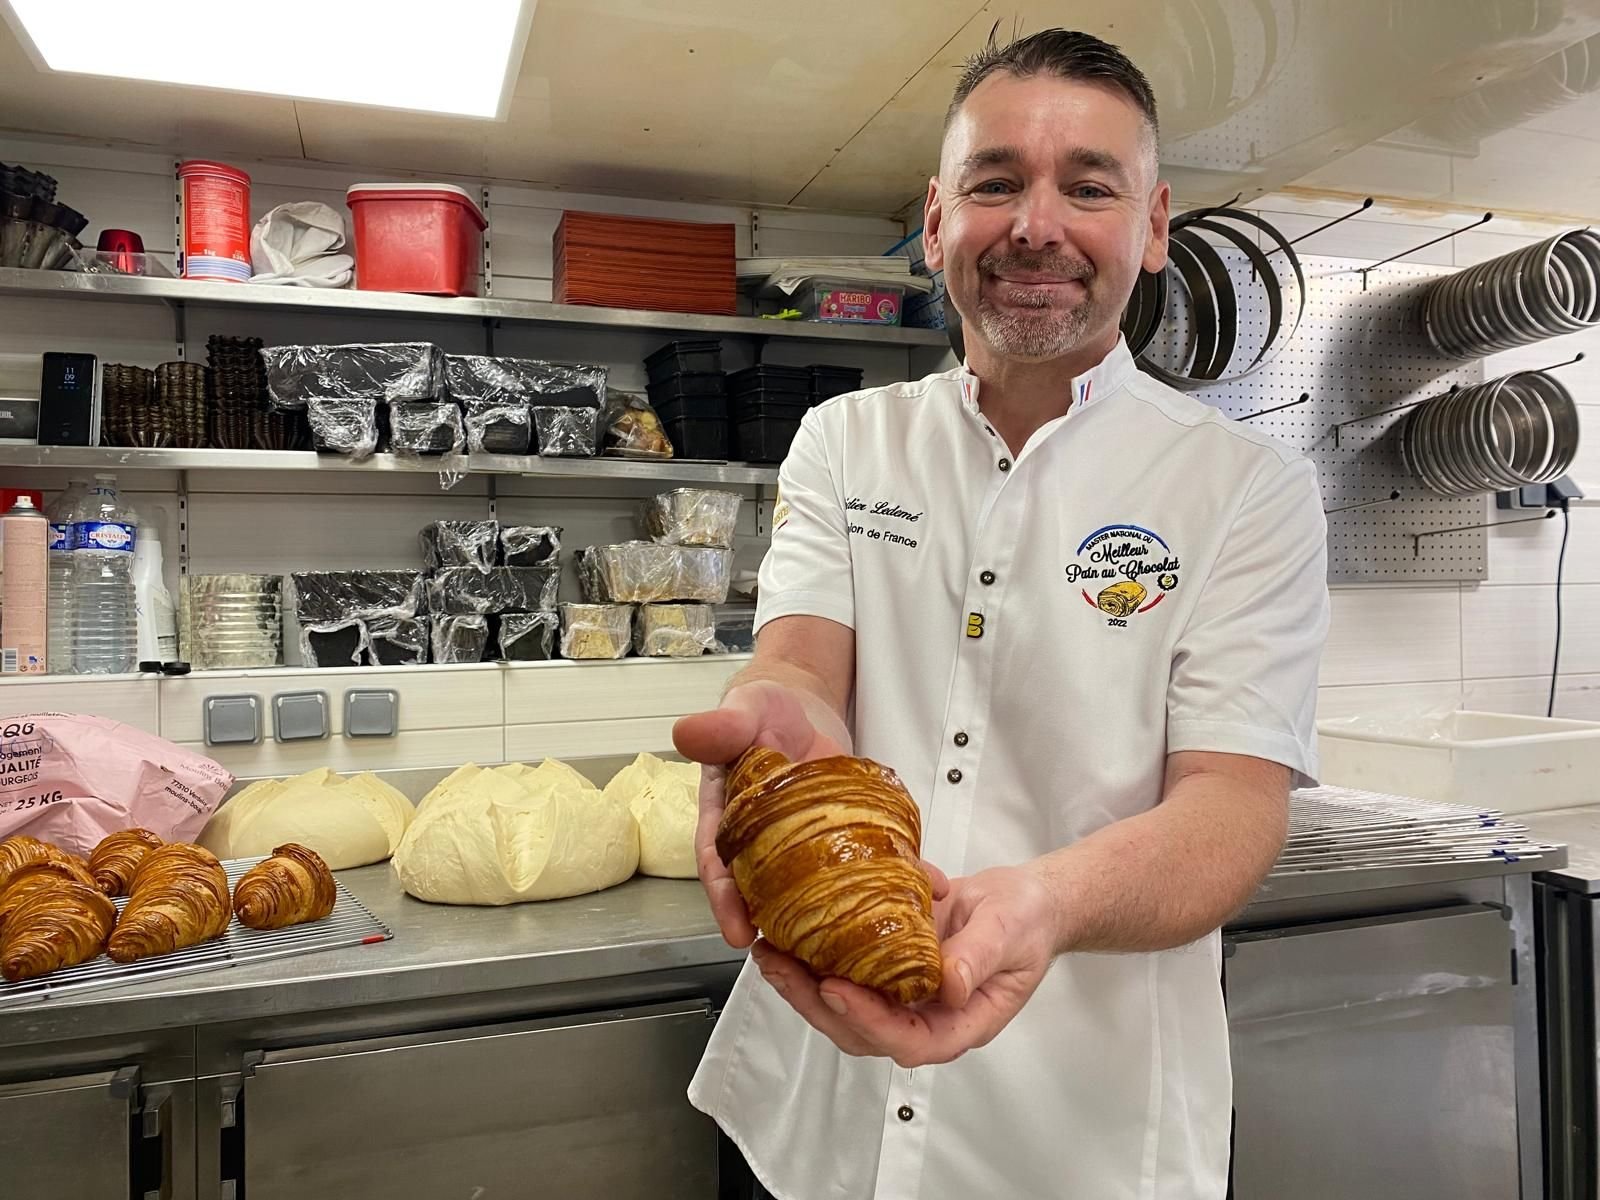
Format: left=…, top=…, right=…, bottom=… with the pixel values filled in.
left=971, top=250, right=1099, bottom=360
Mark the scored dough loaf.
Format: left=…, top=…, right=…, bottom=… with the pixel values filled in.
left=604, top=752, right=699, bottom=878
left=199, top=769, right=414, bottom=869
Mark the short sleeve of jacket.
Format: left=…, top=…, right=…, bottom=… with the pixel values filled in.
left=754, top=409, right=854, bottom=633
left=1166, top=455, right=1329, bottom=787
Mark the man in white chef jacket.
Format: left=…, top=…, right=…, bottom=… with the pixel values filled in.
left=674, top=28, right=1329, bottom=1200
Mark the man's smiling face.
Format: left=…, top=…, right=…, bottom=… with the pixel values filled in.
left=926, top=72, right=1169, bottom=364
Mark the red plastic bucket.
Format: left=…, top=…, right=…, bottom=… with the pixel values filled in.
left=346, top=183, right=486, bottom=296
left=178, top=160, right=252, bottom=283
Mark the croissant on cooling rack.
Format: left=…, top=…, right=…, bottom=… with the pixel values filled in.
left=717, top=747, right=943, bottom=1005
left=107, top=843, right=232, bottom=964
left=233, top=843, right=337, bottom=931
left=0, top=880, right=117, bottom=982
left=89, top=828, right=166, bottom=897
left=0, top=835, right=80, bottom=888
left=0, top=856, right=97, bottom=937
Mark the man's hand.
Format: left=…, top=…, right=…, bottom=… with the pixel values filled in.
left=673, top=678, right=851, bottom=948
left=749, top=863, right=1059, bottom=1068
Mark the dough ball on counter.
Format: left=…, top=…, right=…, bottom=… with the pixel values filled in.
left=392, top=759, right=640, bottom=905
left=199, top=768, right=414, bottom=870
left=605, top=753, right=700, bottom=878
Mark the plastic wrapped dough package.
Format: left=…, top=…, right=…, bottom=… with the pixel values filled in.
left=497, top=611, right=559, bottom=660
left=560, top=603, right=634, bottom=659
left=427, top=565, right=560, bottom=615
left=588, top=542, right=734, bottom=603
left=500, top=525, right=561, bottom=566
left=431, top=614, right=491, bottom=664
left=263, top=342, right=447, bottom=410
left=389, top=401, right=465, bottom=455
left=533, top=405, right=603, bottom=457
left=420, top=521, right=501, bottom=572
left=640, top=488, right=742, bottom=548
left=634, top=603, right=716, bottom=657
left=307, top=398, right=381, bottom=459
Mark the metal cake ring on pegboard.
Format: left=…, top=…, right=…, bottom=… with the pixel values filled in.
left=1121, top=202, right=1308, bottom=391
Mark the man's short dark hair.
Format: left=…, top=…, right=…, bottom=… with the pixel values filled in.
left=946, top=27, right=1159, bottom=141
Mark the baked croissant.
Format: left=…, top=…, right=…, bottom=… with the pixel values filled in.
left=89, top=828, right=166, bottom=897
left=717, top=747, right=944, bottom=1005
left=1, top=880, right=116, bottom=982
left=0, top=835, right=77, bottom=888
left=233, top=843, right=336, bottom=930
left=107, top=843, right=232, bottom=964
left=0, top=857, right=97, bottom=937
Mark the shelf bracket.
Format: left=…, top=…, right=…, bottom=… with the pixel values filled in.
left=486, top=474, right=498, bottom=521
left=176, top=469, right=190, bottom=575
left=481, top=186, right=494, bottom=298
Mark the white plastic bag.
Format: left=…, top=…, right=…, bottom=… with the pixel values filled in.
left=250, top=201, right=354, bottom=288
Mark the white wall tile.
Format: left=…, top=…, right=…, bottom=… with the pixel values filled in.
left=1462, top=673, right=1600, bottom=722
left=505, top=716, right=681, bottom=760
left=504, top=656, right=746, bottom=724
left=0, top=676, right=160, bottom=732
left=1316, top=680, right=1463, bottom=722
left=1322, top=585, right=1462, bottom=686
left=1487, top=504, right=1600, bottom=585
left=158, top=663, right=504, bottom=743
left=1462, top=582, right=1600, bottom=679
left=192, top=725, right=505, bottom=780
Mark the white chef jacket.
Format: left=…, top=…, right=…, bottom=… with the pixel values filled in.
left=690, top=336, right=1330, bottom=1200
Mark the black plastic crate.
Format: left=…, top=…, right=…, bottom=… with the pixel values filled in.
left=727, top=364, right=809, bottom=395
left=731, top=392, right=810, bottom=422
left=645, top=339, right=723, bottom=384
left=646, top=372, right=726, bottom=405
left=733, top=415, right=802, bottom=464
left=809, top=364, right=865, bottom=403
left=651, top=392, right=729, bottom=425
left=662, top=414, right=731, bottom=460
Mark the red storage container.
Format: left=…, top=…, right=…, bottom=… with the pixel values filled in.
left=346, top=184, right=486, bottom=297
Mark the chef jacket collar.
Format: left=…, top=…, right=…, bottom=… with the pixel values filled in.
left=958, top=334, right=1138, bottom=420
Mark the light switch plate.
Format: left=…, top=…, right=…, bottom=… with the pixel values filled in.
left=345, top=689, right=399, bottom=738
left=273, top=691, right=328, bottom=742
left=203, top=695, right=261, bottom=746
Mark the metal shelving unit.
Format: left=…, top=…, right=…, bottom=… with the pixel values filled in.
left=0, top=445, right=780, bottom=485
left=0, top=266, right=946, bottom=348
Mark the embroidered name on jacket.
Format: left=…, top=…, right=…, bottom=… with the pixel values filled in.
left=846, top=496, right=924, bottom=549
left=1066, top=524, right=1181, bottom=626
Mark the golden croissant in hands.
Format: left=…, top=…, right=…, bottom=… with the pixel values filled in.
left=233, top=844, right=336, bottom=930
left=0, top=880, right=116, bottom=982
left=107, top=844, right=231, bottom=964
left=718, top=747, right=943, bottom=1005
left=89, top=828, right=166, bottom=897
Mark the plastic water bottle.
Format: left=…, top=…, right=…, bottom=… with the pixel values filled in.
left=45, top=478, right=87, bottom=674
left=70, top=474, right=139, bottom=674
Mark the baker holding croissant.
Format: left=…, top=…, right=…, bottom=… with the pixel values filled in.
left=674, top=27, right=1329, bottom=1200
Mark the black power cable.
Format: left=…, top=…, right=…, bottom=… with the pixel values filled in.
left=1549, top=501, right=1571, bottom=718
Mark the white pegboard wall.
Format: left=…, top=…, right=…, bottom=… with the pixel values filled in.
left=1149, top=254, right=1488, bottom=583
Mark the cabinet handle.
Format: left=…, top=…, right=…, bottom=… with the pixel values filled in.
left=136, top=1085, right=174, bottom=1200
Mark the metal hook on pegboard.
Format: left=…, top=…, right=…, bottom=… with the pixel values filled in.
left=1237, top=392, right=1310, bottom=421
left=1331, top=384, right=1458, bottom=447
left=1411, top=509, right=1555, bottom=556
left=1326, top=490, right=1400, bottom=515
left=1252, top=199, right=1375, bottom=281
left=1360, top=213, right=1492, bottom=290
left=1532, top=351, right=1586, bottom=374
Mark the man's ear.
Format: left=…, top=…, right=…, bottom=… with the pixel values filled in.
left=1142, top=180, right=1171, bottom=274
left=923, top=177, right=945, bottom=272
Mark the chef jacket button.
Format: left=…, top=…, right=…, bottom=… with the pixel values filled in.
left=953, top=731, right=969, bottom=747
left=947, top=768, right=963, bottom=784
left=897, top=1105, right=915, bottom=1122
left=998, top=457, right=1011, bottom=472
left=979, top=570, right=996, bottom=586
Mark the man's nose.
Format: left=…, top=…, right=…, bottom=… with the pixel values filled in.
left=1010, top=182, right=1070, bottom=251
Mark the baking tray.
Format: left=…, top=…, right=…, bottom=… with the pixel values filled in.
left=0, top=856, right=391, bottom=1008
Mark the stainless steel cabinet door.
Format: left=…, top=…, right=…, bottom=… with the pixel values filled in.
left=0, top=1069, right=133, bottom=1198
left=1228, top=904, right=1517, bottom=1200
left=241, top=1002, right=717, bottom=1200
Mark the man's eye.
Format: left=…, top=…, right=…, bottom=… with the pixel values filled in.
left=973, top=180, right=1015, bottom=195
left=1071, top=185, right=1113, bottom=200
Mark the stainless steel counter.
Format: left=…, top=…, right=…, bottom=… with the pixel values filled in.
left=0, top=843, right=1568, bottom=1048
left=1522, top=805, right=1600, bottom=893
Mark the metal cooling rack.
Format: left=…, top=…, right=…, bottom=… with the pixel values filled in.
left=1277, top=785, right=1560, bottom=874
left=0, top=855, right=391, bottom=1008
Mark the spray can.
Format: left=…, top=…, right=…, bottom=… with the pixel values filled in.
left=1, top=496, right=49, bottom=673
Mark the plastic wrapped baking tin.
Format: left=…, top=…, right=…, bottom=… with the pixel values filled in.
left=420, top=521, right=500, bottom=572
left=427, top=565, right=561, bottom=615
left=496, top=610, right=559, bottom=661
left=499, top=525, right=562, bottom=567
left=559, top=603, right=634, bottom=659
left=590, top=542, right=733, bottom=603
left=307, top=398, right=381, bottom=459
left=291, top=571, right=425, bottom=624
left=533, top=405, right=603, bottom=457
left=640, top=488, right=742, bottom=548
left=431, top=614, right=490, bottom=664
left=634, top=603, right=716, bottom=657
left=389, top=401, right=464, bottom=455
left=263, top=342, right=446, bottom=409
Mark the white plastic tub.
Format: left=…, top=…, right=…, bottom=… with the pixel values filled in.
left=1317, top=709, right=1600, bottom=814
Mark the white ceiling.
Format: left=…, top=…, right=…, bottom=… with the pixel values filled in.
left=4, top=1, right=1600, bottom=218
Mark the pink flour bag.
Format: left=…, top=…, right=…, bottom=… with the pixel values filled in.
left=0, top=712, right=234, bottom=857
